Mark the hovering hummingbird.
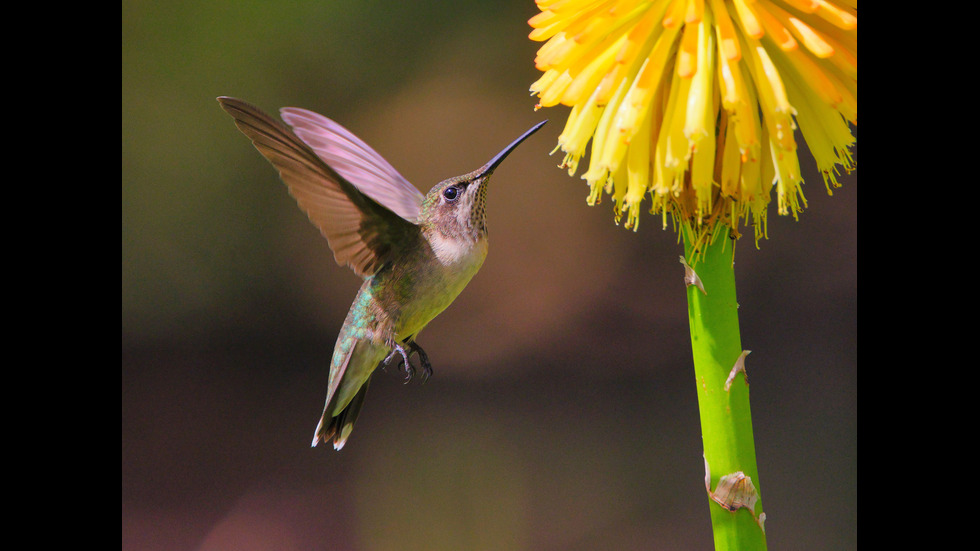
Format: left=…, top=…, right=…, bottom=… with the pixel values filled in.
left=217, top=97, right=546, bottom=450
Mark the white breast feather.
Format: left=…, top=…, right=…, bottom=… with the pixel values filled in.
left=429, top=231, right=484, bottom=266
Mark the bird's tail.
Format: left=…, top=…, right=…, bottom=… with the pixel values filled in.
left=312, top=379, right=370, bottom=450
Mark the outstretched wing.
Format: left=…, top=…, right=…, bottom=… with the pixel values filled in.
left=218, top=97, right=421, bottom=277
left=280, top=107, right=424, bottom=223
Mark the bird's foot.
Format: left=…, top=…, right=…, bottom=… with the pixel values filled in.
left=381, top=339, right=433, bottom=384
left=383, top=343, right=414, bottom=383
left=404, top=340, right=433, bottom=384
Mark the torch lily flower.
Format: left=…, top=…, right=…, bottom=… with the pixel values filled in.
left=529, top=0, right=856, bottom=244
left=529, top=3, right=856, bottom=549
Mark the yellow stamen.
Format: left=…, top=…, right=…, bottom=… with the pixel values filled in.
left=731, top=0, right=764, bottom=39
left=662, top=0, right=688, bottom=29
left=769, top=136, right=805, bottom=217
left=677, top=16, right=700, bottom=77
left=708, top=0, right=741, bottom=61
left=537, top=69, right=575, bottom=108
left=528, top=10, right=565, bottom=41
left=774, top=8, right=835, bottom=58
left=687, top=17, right=717, bottom=215
left=753, top=2, right=797, bottom=51
left=584, top=75, right=631, bottom=201
left=530, top=68, right=561, bottom=96
left=561, top=34, right=626, bottom=105
left=718, top=113, right=743, bottom=198
left=618, top=1, right=668, bottom=65
left=741, top=38, right=796, bottom=152
left=768, top=45, right=842, bottom=110
left=685, top=0, right=704, bottom=24
left=663, top=68, right=693, bottom=190
left=625, top=91, right=655, bottom=230
left=814, top=0, right=856, bottom=30
left=684, top=16, right=715, bottom=147
left=614, top=23, right=681, bottom=137
left=779, top=0, right=819, bottom=13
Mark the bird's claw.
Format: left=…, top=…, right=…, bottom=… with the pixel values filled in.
left=382, top=340, right=433, bottom=384
left=409, top=340, right=433, bottom=384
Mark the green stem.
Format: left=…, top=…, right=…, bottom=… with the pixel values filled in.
left=683, top=227, right=767, bottom=551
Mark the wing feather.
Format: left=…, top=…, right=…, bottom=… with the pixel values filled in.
left=217, top=97, right=420, bottom=277
left=280, top=107, right=424, bottom=223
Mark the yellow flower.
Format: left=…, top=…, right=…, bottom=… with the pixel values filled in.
left=529, top=0, right=856, bottom=244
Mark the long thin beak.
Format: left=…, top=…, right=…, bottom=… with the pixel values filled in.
left=474, top=120, right=548, bottom=178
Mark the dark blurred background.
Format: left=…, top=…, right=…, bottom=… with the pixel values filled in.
left=122, top=1, right=856, bottom=549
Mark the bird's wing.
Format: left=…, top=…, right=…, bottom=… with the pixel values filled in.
left=279, top=107, right=424, bottom=223
left=218, top=97, right=421, bottom=277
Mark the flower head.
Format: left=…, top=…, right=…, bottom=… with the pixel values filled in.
left=529, top=0, right=856, bottom=244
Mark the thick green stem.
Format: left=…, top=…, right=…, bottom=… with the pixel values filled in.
left=683, top=227, right=767, bottom=551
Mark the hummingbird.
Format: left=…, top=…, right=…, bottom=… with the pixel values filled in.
left=217, top=97, right=546, bottom=450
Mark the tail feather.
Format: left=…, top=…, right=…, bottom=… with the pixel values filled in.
left=312, top=379, right=371, bottom=450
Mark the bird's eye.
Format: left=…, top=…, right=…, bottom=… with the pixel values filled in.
left=443, top=186, right=459, bottom=201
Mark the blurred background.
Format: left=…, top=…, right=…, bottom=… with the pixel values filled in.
left=122, top=1, right=856, bottom=549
